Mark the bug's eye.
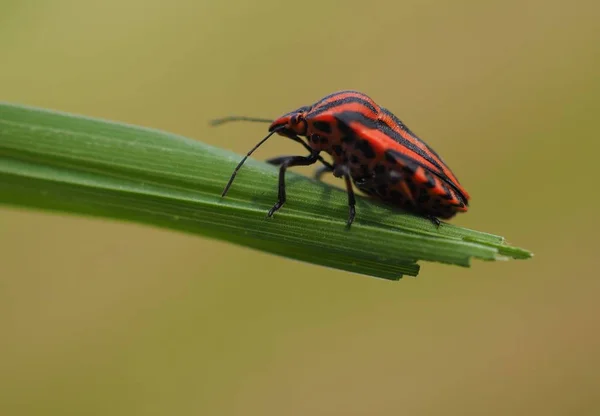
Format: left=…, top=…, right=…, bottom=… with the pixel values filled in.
left=291, top=114, right=303, bottom=126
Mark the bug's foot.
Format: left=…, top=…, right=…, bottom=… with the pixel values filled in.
left=426, top=215, right=441, bottom=228
left=265, top=156, right=289, bottom=166
left=345, top=205, right=356, bottom=229
left=267, top=201, right=284, bottom=218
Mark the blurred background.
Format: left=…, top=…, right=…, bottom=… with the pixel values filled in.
left=1, top=0, right=598, bottom=414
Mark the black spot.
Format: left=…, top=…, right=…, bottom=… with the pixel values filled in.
left=341, top=135, right=355, bottom=144
left=319, top=136, right=329, bottom=144
left=313, top=121, right=332, bottom=134
left=350, top=155, right=360, bottom=164
left=418, top=192, right=431, bottom=203
left=311, top=135, right=320, bottom=143
left=384, top=151, right=397, bottom=164
left=356, top=139, right=376, bottom=159
left=333, top=144, right=343, bottom=156
left=337, top=119, right=355, bottom=136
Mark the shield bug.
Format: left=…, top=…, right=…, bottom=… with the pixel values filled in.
left=211, top=90, right=470, bottom=227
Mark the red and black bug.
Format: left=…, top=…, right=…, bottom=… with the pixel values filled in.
left=211, top=90, right=470, bottom=227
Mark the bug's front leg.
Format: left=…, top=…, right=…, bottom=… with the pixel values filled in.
left=267, top=152, right=320, bottom=218
left=266, top=134, right=334, bottom=174
left=266, top=154, right=334, bottom=173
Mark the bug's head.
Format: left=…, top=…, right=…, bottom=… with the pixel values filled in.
left=268, top=106, right=312, bottom=137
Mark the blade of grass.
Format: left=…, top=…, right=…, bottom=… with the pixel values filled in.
left=0, top=103, right=532, bottom=280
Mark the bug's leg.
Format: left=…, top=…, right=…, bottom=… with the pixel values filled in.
left=332, top=164, right=348, bottom=178
left=266, top=154, right=333, bottom=171
left=288, top=135, right=335, bottom=171
left=425, top=215, right=441, bottom=228
left=314, top=164, right=334, bottom=181
left=267, top=155, right=335, bottom=184
left=267, top=152, right=320, bottom=218
left=265, top=134, right=334, bottom=175
left=326, top=164, right=355, bottom=226
left=265, top=155, right=292, bottom=166
left=343, top=173, right=356, bottom=227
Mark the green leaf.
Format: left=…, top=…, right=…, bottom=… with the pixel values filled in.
left=0, top=103, right=532, bottom=280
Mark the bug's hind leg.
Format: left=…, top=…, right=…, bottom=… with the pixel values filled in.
left=267, top=152, right=320, bottom=218
left=425, top=215, right=441, bottom=228
left=321, top=164, right=356, bottom=227
left=342, top=173, right=356, bottom=227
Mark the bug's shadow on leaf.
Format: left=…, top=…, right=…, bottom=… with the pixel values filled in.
left=239, top=169, right=438, bottom=231
left=281, top=174, right=407, bottom=223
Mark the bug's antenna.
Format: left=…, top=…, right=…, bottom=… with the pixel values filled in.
left=221, top=126, right=286, bottom=197
left=210, top=116, right=273, bottom=127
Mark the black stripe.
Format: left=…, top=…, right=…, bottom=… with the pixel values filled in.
left=386, top=149, right=468, bottom=205
left=379, top=107, right=446, bottom=165
left=313, top=120, right=332, bottom=134
left=282, top=106, right=311, bottom=118
left=334, top=111, right=446, bottom=174
left=336, top=110, right=469, bottom=205
left=315, top=90, right=366, bottom=103
left=379, top=108, right=467, bottom=203
left=309, top=96, right=379, bottom=118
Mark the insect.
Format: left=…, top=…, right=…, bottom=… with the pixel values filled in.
left=211, top=90, right=470, bottom=227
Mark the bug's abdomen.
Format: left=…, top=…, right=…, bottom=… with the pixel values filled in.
left=353, top=149, right=468, bottom=219
left=383, top=180, right=468, bottom=219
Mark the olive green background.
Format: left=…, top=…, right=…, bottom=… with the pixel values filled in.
left=1, top=0, right=598, bottom=415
